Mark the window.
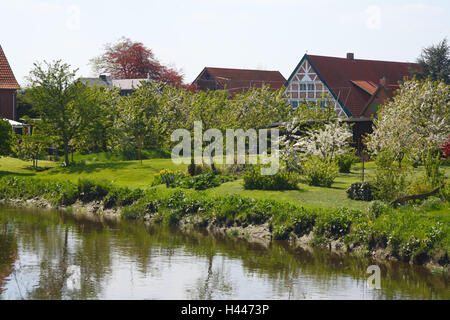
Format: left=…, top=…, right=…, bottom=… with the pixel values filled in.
left=307, top=83, right=315, bottom=91
left=299, top=84, right=306, bottom=91
left=290, top=101, right=299, bottom=108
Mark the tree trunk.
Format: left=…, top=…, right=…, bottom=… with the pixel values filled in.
left=64, top=140, right=70, bottom=166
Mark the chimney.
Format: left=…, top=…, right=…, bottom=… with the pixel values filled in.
left=379, top=76, right=387, bottom=87
left=99, top=74, right=107, bottom=82
left=346, top=53, right=354, bottom=61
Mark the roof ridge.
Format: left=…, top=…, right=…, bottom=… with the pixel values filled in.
left=205, top=66, right=282, bottom=73
left=307, top=54, right=417, bottom=65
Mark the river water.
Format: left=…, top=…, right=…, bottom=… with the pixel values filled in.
left=0, top=205, right=448, bottom=300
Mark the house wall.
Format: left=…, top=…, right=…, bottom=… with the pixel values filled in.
left=285, top=59, right=347, bottom=117
left=0, top=89, right=16, bottom=120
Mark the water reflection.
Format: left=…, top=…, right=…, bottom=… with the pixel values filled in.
left=0, top=205, right=448, bottom=300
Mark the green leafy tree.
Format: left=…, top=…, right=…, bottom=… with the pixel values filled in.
left=115, top=83, right=160, bottom=164
left=77, top=85, right=121, bottom=153
left=411, top=38, right=450, bottom=84
left=0, top=119, right=13, bottom=156
left=28, top=61, right=90, bottom=166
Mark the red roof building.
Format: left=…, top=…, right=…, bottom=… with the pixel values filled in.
left=192, top=67, right=286, bottom=95
left=0, top=45, right=19, bottom=120
left=285, top=53, right=418, bottom=118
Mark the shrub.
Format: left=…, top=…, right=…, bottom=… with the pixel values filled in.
left=421, top=197, right=443, bottom=211
left=315, top=208, right=354, bottom=239
left=346, top=182, right=374, bottom=201
left=367, top=200, right=388, bottom=219
left=180, top=172, right=221, bottom=190
left=336, top=152, right=357, bottom=173
left=77, top=179, right=111, bottom=202
left=302, top=158, right=338, bottom=188
left=223, top=163, right=249, bottom=176
left=409, top=178, right=434, bottom=196
left=104, top=187, right=144, bottom=209
left=243, top=166, right=299, bottom=190
left=152, top=169, right=187, bottom=187
left=372, top=151, right=408, bottom=202
left=188, top=163, right=211, bottom=176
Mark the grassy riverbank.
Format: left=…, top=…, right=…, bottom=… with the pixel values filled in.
left=0, top=173, right=448, bottom=271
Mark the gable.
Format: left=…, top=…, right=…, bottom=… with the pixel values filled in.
left=285, top=55, right=349, bottom=118
left=0, top=45, right=19, bottom=89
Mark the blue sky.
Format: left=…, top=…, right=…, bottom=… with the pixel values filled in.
left=1, top=0, right=449, bottom=86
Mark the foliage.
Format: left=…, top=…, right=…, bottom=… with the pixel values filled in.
left=77, top=178, right=112, bottom=202
left=243, top=165, right=299, bottom=190
left=367, top=79, right=449, bottom=187
left=114, top=83, right=160, bottom=164
left=90, top=37, right=183, bottom=85
left=0, top=119, right=13, bottom=156
left=15, top=124, right=51, bottom=169
left=335, top=151, right=358, bottom=173
left=411, top=38, right=450, bottom=84
left=294, top=121, right=353, bottom=163
left=441, top=135, right=450, bottom=158
left=346, top=182, right=374, bottom=201
left=27, top=60, right=90, bottom=166
left=302, top=158, right=338, bottom=188
left=366, top=200, right=388, bottom=219
left=372, top=151, right=408, bottom=202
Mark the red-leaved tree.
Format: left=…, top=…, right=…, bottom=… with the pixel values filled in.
left=90, top=37, right=183, bottom=86
left=441, top=135, right=450, bottom=158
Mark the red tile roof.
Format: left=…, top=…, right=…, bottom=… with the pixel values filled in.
left=0, top=45, right=19, bottom=89
left=193, top=67, right=286, bottom=93
left=305, top=54, right=418, bottom=117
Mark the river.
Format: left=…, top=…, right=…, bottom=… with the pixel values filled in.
left=0, top=205, right=448, bottom=300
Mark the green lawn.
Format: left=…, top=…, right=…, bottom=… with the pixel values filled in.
left=0, top=156, right=448, bottom=211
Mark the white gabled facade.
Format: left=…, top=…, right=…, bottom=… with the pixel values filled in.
left=285, top=58, right=347, bottom=117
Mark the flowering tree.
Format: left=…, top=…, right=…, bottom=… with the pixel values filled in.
left=294, top=121, right=353, bottom=163
left=277, top=118, right=304, bottom=172
left=367, top=79, right=450, bottom=187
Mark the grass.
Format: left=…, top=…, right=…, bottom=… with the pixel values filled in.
left=0, top=156, right=448, bottom=211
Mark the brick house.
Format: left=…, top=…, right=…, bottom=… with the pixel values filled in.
left=191, top=67, right=286, bottom=95
left=0, top=45, right=19, bottom=120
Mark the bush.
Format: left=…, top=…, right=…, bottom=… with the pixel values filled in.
left=409, top=178, right=434, bottom=196
left=302, top=158, right=338, bottom=188
left=104, top=187, right=144, bottom=209
left=421, top=197, right=443, bottom=211
left=187, top=163, right=211, bottom=176
left=315, top=208, right=354, bottom=239
left=367, top=200, right=388, bottom=219
left=77, top=178, right=111, bottom=202
left=372, top=151, right=408, bottom=202
left=336, top=152, right=357, bottom=173
left=347, top=182, right=374, bottom=201
left=180, top=172, right=221, bottom=190
left=243, top=166, right=299, bottom=190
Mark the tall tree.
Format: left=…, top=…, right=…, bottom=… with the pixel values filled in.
left=90, top=37, right=184, bottom=86
left=28, top=61, right=90, bottom=166
left=411, top=38, right=450, bottom=84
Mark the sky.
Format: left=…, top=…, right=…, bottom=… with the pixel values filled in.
left=1, top=0, right=449, bottom=87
